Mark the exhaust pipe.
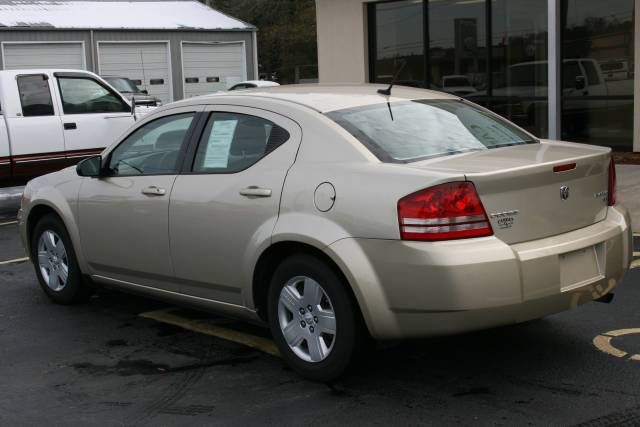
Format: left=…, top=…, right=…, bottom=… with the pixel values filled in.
left=595, top=293, right=615, bottom=304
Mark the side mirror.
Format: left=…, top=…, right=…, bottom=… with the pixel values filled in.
left=575, top=75, right=586, bottom=90
left=76, top=155, right=103, bottom=178
left=141, top=89, right=149, bottom=95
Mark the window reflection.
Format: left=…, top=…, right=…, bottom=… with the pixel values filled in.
left=562, top=0, right=634, bottom=151
left=370, top=0, right=425, bottom=87
left=486, top=0, right=548, bottom=137
left=429, top=0, right=486, bottom=96
left=367, top=0, right=635, bottom=148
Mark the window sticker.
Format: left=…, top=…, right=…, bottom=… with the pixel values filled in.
left=203, top=120, right=238, bottom=168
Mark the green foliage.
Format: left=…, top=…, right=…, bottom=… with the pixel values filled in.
left=210, top=0, right=318, bottom=82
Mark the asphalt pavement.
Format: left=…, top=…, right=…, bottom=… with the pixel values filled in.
left=1, top=202, right=640, bottom=426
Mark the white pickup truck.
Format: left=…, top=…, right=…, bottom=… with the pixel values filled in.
left=0, top=69, right=141, bottom=186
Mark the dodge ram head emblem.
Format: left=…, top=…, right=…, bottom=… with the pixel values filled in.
left=560, top=185, right=570, bottom=200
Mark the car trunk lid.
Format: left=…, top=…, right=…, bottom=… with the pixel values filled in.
left=411, top=141, right=611, bottom=244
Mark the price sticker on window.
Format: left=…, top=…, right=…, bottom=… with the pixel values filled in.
left=203, top=120, right=238, bottom=168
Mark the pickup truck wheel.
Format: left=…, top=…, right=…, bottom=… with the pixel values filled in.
left=31, top=214, right=91, bottom=305
left=267, top=254, right=361, bottom=382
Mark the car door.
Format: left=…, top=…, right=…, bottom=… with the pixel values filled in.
left=169, top=106, right=302, bottom=304
left=55, top=72, right=134, bottom=158
left=78, top=106, right=203, bottom=291
left=6, top=73, right=67, bottom=179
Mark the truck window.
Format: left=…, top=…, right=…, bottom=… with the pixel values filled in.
left=57, top=77, right=130, bottom=115
left=562, top=62, right=583, bottom=89
left=580, top=61, right=601, bottom=85
left=17, top=74, right=54, bottom=117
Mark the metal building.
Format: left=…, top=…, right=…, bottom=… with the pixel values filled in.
left=0, top=0, right=257, bottom=103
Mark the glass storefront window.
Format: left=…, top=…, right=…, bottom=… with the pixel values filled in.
left=369, top=0, right=426, bottom=87
left=369, top=0, right=549, bottom=138
left=562, top=0, right=635, bottom=151
left=489, top=0, right=548, bottom=137
left=428, top=0, right=487, bottom=96
left=367, top=0, right=635, bottom=149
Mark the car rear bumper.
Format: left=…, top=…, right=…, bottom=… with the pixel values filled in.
left=325, top=205, right=632, bottom=340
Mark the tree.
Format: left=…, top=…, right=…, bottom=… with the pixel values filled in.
left=208, top=0, right=318, bottom=83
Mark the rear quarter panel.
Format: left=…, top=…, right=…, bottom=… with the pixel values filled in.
left=273, top=112, right=464, bottom=245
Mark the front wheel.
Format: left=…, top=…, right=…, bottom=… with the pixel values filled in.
left=31, top=214, right=92, bottom=304
left=267, top=254, right=363, bottom=382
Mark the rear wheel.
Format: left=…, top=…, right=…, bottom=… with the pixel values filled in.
left=31, top=214, right=92, bottom=304
left=267, top=254, right=362, bottom=381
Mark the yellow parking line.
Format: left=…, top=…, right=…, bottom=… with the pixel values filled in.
left=593, top=334, right=627, bottom=358
left=139, top=308, right=280, bottom=357
left=593, top=328, right=640, bottom=360
left=0, top=220, right=17, bottom=227
left=0, top=257, right=29, bottom=266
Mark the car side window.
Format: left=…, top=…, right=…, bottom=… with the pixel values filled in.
left=192, top=112, right=290, bottom=174
left=108, top=113, right=195, bottom=176
left=17, top=74, right=55, bottom=117
left=57, top=77, right=130, bottom=114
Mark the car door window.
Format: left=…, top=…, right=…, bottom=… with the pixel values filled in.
left=192, top=112, right=290, bottom=173
left=108, top=113, right=195, bottom=176
left=17, top=74, right=55, bottom=117
left=58, top=77, right=129, bottom=114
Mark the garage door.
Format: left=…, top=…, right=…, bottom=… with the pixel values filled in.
left=182, top=42, right=246, bottom=98
left=2, top=42, right=84, bottom=70
left=98, top=42, right=171, bottom=104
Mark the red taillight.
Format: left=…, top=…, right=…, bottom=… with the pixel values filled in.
left=608, top=157, right=616, bottom=206
left=398, top=182, right=493, bottom=241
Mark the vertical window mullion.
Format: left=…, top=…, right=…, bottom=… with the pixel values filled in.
left=486, top=0, right=492, bottom=98
left=367, top=3, right=377, bottom=84
left=548, top=0, right=562, bottom=140
left=424, top=0, right=430, bottom=88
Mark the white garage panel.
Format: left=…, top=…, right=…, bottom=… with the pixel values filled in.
left=98, top=42, right=171, bottom=104
left=2, top=42, right=84, bottom=70
left=182, top=42, right=246, bottom=98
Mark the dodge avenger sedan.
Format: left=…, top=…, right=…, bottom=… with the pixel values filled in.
left=18, top=85, right=633, bottom=381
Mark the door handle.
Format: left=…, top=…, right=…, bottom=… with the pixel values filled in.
left=64, top=122, right=77, bottom=130
left=141, top=186, right=166, bottom=196
left=239, top=186, right=272, bottom=198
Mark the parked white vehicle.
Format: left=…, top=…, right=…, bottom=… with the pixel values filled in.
left=440, top=75, right=476, bottom=96
left=0, top=69, right=143, bottom=186
left=228, top=80, right=280, bottom=91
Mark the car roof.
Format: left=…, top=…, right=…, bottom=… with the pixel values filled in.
left=188, top=84, right=458, bottom=113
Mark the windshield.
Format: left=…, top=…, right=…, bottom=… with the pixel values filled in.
left=327, top=100, right=536, bottom=163
left=106, top=77, right=140, bottom=93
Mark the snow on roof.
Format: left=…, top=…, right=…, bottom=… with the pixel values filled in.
left=0, top=0, right=254, bottom=30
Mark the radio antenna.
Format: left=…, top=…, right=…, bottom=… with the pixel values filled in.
left=377, top=59, right=407, bottom=96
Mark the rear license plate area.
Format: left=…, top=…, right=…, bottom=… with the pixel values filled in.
left=559, top=243, right=605, bottom=291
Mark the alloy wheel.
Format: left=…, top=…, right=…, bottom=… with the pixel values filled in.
left=37, top=230, right=69, bottom=292
left=277, top=276, right=337, bottom=363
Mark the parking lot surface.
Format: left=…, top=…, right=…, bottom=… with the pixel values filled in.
left=1, top=206, right=640, bottom=426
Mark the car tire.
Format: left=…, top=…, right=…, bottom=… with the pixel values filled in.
left=267, top=254, right=362, bottom=382
left=31, top=214, right=92, bottom=305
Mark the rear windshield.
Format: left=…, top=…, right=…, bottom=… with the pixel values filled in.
left=327, top=99, right=536, bottom=163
